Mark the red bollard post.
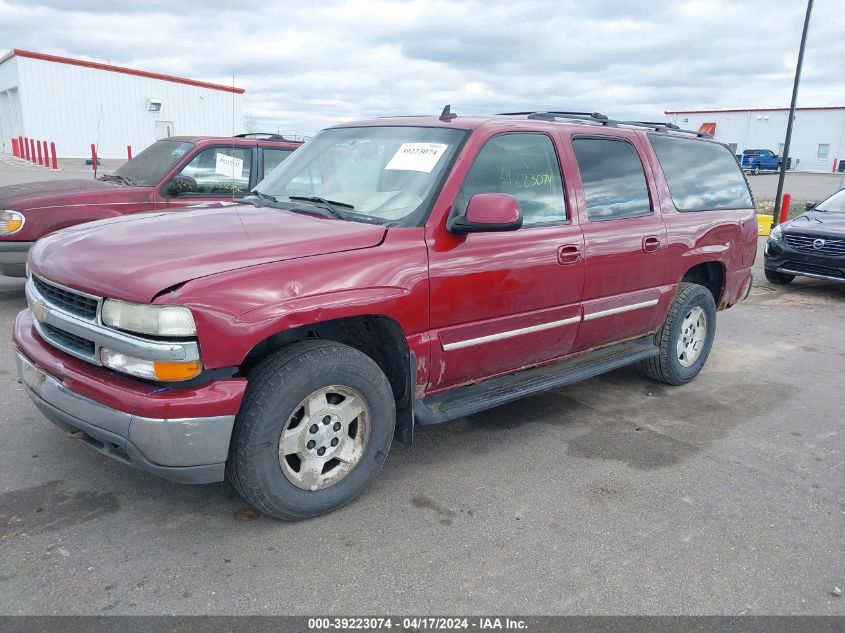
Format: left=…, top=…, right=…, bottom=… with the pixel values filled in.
left=29, top=139, right=36, bottom=163
left=50, top=143, right=58, bottom=170
left=11, top=138, right=19, bottom=157
left=18, top=136, right=24, bottom=158
left=23, top=137, right=30, bottom=161
left=90, top=144, right=98, bottom=171
left=42, top=141, right=48, bottom=167
left=127, top=145, right=133, bottom=161
left=779, top=192, right=792, bottom=224
left=36, top=141, right=43, bottom=166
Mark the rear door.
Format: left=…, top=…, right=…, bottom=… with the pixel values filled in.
left=562, top=130, right=671, bottom=352
left=426, top=131, right=585, bottom=392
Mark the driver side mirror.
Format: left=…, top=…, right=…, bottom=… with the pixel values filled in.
left=805, top=201, right=817, bottom=211
left=448, top=193, right=523, bottom=234
left=169, top=175, right=198, bottom=195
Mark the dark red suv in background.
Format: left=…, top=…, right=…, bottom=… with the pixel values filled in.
left=0, top=134, right=301, bottom=276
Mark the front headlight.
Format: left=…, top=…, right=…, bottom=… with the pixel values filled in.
left=0, top=210, right=25, bottom=235
left=770, top=224, right=783, bottom=241
left=102, top=300, right=196, bottom=337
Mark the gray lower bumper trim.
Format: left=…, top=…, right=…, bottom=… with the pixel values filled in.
left=16, top=352, right=232, bottom=484
left=25, top=386, right=225, bottom=484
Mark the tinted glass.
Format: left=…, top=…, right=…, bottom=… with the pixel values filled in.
left=175, top=146, right=252, bottom=195
left=257, top=126, right=466, bottom=225
left=113, top=139, right=193, bottom=186
left=649, top=134, right=753, bottom=211
left=572, top=137, right=651, bottom=221
left=460, top=133, right=566, bottom=225
left=263, top=148, right=295, bottom=177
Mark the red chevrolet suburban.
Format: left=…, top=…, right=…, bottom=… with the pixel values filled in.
left=0, top=134, right=301, bottom=276
left=14, top=110, right=757, bottom=520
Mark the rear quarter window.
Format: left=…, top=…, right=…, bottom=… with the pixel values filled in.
left=649, top=134, right=753, bottom=211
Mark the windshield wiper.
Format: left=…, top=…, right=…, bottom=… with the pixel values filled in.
left=287, top=195, right=356, bottom=220
left=246, top=190, right=278, bottom=205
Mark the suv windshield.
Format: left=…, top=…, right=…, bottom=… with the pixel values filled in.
left=815, top=189, right=845, bottom=213
left=112, top=139, right=194, bottom=186
left=255, top=126, right=467, bottom=224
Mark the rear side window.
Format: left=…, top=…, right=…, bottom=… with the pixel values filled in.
left=572, top=137, right=652, bottom=221
left=263, top=148, right=295, bottom=178
left=649, top=134, right=753, bottom=211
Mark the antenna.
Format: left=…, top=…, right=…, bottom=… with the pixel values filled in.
left=231, top=75, right=236, bottom=201
left=439, top=105, right=457, bottom=121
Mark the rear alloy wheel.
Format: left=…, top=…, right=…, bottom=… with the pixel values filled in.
left=753, top=165, right=761, bottom=175
left=641, top=282, right=717, bottom=386
left=227, top=340, right=395, bottom=520
left=764, top=269, right=794, bottom=285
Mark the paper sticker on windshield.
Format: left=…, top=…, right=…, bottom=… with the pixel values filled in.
left=215, top=152, right=244, bottom=179
left=385, top=143, right=448, bottom=173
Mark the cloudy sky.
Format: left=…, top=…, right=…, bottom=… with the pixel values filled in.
left=1, top=0, right=842, bottom=136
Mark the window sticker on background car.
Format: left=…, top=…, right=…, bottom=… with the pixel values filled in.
left=215, top=153, right=244, bottom=179
left=385, top=143, right=448, bottom=173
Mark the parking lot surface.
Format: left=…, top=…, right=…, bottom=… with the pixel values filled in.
left=0, top=159, right=843, bottom=615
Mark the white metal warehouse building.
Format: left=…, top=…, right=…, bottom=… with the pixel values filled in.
left=665, top=106, right=845, bottom=173
left=0, top=49, right=243, bottom=159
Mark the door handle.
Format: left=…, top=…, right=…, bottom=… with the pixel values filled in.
left=558, top=244, right=582, bottom=265
left=642, top=236, right=661, bottom=254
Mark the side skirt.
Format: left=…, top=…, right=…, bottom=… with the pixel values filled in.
left=414, top=336, right=658, bottom=426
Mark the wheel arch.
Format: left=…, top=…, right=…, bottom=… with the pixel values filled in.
left=681, top=261, right=725, bottom=305
left=239, top=314, right=414, bottom=419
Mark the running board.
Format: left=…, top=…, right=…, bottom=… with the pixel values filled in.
left=414, top=336, right=658, bottom=425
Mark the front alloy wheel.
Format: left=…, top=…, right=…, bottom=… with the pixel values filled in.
left=279, top=386, right=370, bottom=491
left=227, top=340, right=396, bottom=520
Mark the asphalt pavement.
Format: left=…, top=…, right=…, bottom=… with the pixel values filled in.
left=0, top=157, right=843, bottom=615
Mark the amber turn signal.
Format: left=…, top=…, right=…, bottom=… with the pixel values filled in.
left=153, top=360, right=202, bottom=381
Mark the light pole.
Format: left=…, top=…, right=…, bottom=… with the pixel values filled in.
left=772, top=0, right=814, bottom=228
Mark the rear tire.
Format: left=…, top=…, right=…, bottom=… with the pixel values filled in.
left=753, top=165, right=761, bottom=175
left=764, top=269, right=794, bottom=284
left=227, top=340, right=395, bottom=520
left=641, top=283, right=717, bottom=386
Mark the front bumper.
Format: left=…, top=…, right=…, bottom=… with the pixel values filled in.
left=764, top=239, right=845, bottom=282
left=0, top=241, right=33, bottom=277
left=14, top=310, right=247, bottom=484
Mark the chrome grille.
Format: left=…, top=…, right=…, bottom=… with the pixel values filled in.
left=32, top=275, right=99, bottom=320
left=41, top=323, right=96, bottom=357
left=784, top=233, right=845, bottom=257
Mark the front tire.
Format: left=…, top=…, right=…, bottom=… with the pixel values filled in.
left=227, top=340, right=395, bottom=520
left=641, top=282, right=717, bottom=386
left=764, top=269, right=794, bottom=284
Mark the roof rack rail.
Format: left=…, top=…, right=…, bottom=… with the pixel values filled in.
left=234, top=132, right=291, bottom=141
left=497, top=111, right=614, bottom=126
left=496, top=111, right=712, bottom=137
left=616, top=120, right=712, bottom=138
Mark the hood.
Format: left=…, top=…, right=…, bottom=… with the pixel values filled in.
left=29, top=203, right=387, bottom=303
left=0, top=179, right=149, bottom=210
left=784, top=211, right=845, bottom=236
